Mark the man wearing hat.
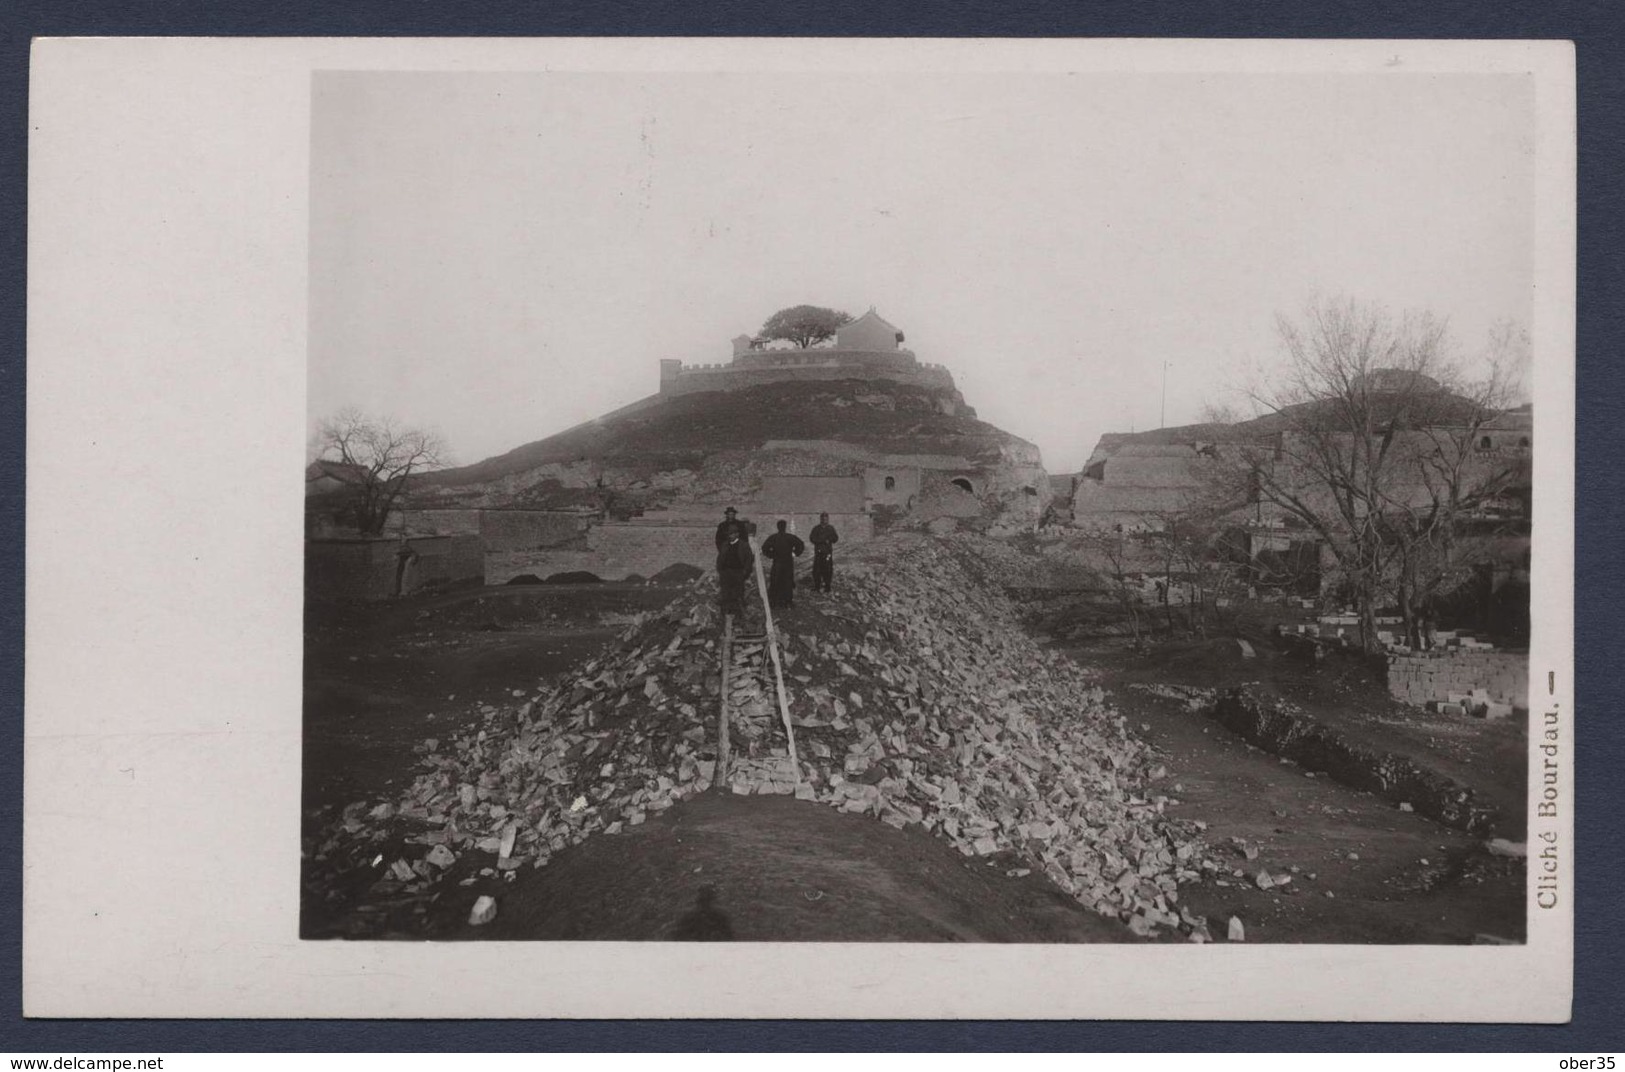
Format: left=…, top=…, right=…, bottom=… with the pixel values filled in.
left=714, top=506, right=753, bottom=552
left=714, top=507, right=755, bottom=620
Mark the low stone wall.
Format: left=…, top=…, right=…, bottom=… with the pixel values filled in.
left=483, top=516, right=874, bottom=583
left=487, top=523, right=716, bottom=583
left=381, top=508, right=592, bottom=551
left=408, top=535, right=485, bottom=592
left=1388, top=650, right=1529, bottom=708
left=307, top=535, right=484, bottom=602
left=382, top=509, right=482, bottom=538
left=589, top=523, right=718, bottom=574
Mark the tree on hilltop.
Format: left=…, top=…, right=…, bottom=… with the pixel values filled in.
left=309, top=407, right=449, bottom=536
left=759, top=305, right=852, bottom=349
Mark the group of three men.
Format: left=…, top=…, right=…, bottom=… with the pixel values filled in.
left=713, top=506, right=838, bottom=619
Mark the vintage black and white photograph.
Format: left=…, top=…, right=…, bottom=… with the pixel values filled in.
left=300, top=64, right=1543, bottom=945
left=24, top=37, right=1575, bottom=1019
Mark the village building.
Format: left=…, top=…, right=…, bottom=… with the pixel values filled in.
left=1063, top=380, right=1532, bottom=622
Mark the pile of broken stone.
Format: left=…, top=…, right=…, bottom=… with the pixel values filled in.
left=308, top=535, right=1220, bottom=939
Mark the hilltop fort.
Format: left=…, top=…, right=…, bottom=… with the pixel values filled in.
left=659, top=309, right=970, bottom=415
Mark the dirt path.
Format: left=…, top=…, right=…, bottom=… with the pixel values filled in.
left=1061, top=628, right=1528, bottom=836
left=303, top=583, right=681, bottom=812
left=1100, top=670, right=1525, bottom=944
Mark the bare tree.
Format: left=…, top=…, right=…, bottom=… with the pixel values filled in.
left=1374, top=321, right=1530, bottom=646
left=1226, top=297, right=1526, bottom=651
left=310, top=407, right=449, bottom=536
left=1082, top=530, right=1147, bottom=648
left=1146, top=502, right=1254, bottom=636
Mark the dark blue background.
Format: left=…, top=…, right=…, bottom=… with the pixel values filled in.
left=1, top=0, right=1619, bottom=1052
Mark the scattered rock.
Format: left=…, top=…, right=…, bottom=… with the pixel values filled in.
left=308, top=536, right=1211, bottom=938
left=467, top=895, right=498, bottom=926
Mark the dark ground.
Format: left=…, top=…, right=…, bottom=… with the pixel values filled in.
left=302, top=581, right=1526, bottom=943
left=1092, top=645, right=1525, bottom=943
left=428, top=791, right=1133, bottom=943
left=1053, top=597, right=1529, bottom=838
left=302, top=582, right=674, bottom=810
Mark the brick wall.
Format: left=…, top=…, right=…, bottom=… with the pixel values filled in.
left=1387, top=650, right=1529, bottom=708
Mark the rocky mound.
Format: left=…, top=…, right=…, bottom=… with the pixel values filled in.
left=306, top=536, right=1217, bottom=939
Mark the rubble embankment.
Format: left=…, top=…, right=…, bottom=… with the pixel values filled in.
left=305, top=535, right=1221, bottom=940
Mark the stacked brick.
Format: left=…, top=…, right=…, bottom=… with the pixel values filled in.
left=1386, top=651, right=1528, bottom=717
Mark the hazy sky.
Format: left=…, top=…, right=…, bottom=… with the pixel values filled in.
left=308, top=70, right=1535, bottom=474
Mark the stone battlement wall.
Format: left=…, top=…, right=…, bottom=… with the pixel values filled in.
left=1387, top=650, right=1529, bottom=708
left=660, top=348, right=957, bottom=398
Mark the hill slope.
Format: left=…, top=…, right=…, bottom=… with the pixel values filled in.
left=427, top=378, right=1014, bottom=488
left=403, top=378, right=1049, bottom=528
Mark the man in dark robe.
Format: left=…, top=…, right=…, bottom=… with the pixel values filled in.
left=760, top=519, right=805, bottom=610
left=809, top=512, right=838, bottom=594
left=715, top=517, right=754, bottom=621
